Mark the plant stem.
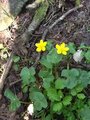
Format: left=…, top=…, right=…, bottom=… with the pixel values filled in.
left=20, top=101, right=30, bottom=104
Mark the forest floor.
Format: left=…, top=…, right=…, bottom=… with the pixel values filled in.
left=0, top=0, right=90, bottom=120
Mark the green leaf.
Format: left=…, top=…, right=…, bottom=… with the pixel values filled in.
left=20, top=67, right=36, bottom=85
left=40, top=56, right=53, bottom=69
left=30, top=91, right=47, bottom=111
left=43, top=75, right=54, bottom=89
left=61, top=68, right=79, bottom=78
left=47, top=88, right=59, bottom=101
left=13, top=55, right=20, bottom=63
left=68, top=42, right=76, bottom=54
left=58, top=90, right=64, bottom=99
left=70, top=68, right=79, bottom=77
left=55, top=78, right=65, bottom=89
left=4, top=89, right=16, bottom=101
left=44, top=114, right=51, bottom=120
left=75, top=84, right=83, bottom=93
left=74, top=99, right=85, bottom=109
left=30, top=76, right=36, bottom=83
left=47, top=48, right=62, bottom=64
left=39, top=69, right=52, bottom=79
left=29, top=66, right=36, bottom=76
left=79, top=105, right=90, bottom=120
left=77, top=93, right=85, bottom=100
left=20, top=67, right=30, bottom=84
left=61, top=69, right=79, bottom=89
left=46, top=40, right=53, bottom=51
left=9, top=100, right=21, bottom=111
left=53, top=102, right=63, bottom=112
left=70, top=89, right=77, bottom=96
left=62, top=95, right=72, bottom=106
left=67, top=112, right=76, bottom=120
left=79, top=70, right=90, bottom=87
left=22, top=85, right=28, bottom=93
left=64, top=78, right=78, bottom=89
left=85, top=50, right=90, bottom=62
left=61, top=69, right=69, bottom=78
left=4, top=89, right=21, bottom=111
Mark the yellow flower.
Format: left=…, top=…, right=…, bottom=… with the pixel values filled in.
left=56, top=42, right=69, bottom=55
left=35, top=40, right=47, bottom=52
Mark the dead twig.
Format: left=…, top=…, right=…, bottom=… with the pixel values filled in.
left=0, top=53, right=13, bottom=93
left=34, top=4, right=83, bottom=66
left=42, top=4, right=83, bottom=40
left=9, top=79, right=21, bottom=86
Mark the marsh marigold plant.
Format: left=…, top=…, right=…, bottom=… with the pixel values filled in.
left=56, top=42, right=69, bottom=55
left=35, top=40, right=47, bottom=52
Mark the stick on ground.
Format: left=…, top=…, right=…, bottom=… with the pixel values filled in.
left=0, top=53, right=13, bottom=93
left=42, top=4, right=83, bottom=40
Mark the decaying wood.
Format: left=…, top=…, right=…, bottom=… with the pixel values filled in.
left=0, top=53, right=13, bottom=93
left=21, top=1, right=49, bottom=44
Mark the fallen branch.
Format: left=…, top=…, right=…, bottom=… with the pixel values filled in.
left=34, top=4, right=83, bottom=66
left=0, top=53, right=13, bottom=93
left=14, top=1, right=49, bottom=55
left=21, top=1, right=49, bottom=44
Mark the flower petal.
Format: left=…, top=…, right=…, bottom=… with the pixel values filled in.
left=62, top=51, right=67, bottom=55
left=40, top=40, right=43, bottom=44
left=65, top=47, right=69, bottom=51
left=60, top=43, right=65, bottom=48
left=56, top=44, right=60, bottom=49
left=57, top=50, right=61, bottom=54
left=42, top=47, right=46, bottom=51
left=36, top=48, right=41, bottom=52
left=35, top=43, right=39, bottom=47
left=43, top=42, right=47, bottom=46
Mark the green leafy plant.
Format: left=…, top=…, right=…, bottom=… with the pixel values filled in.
left=4, top=89, right=21, bottom=111
left=12, top=55, right=20, bottom=71
left=4, top=41, right=90, bottom=120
